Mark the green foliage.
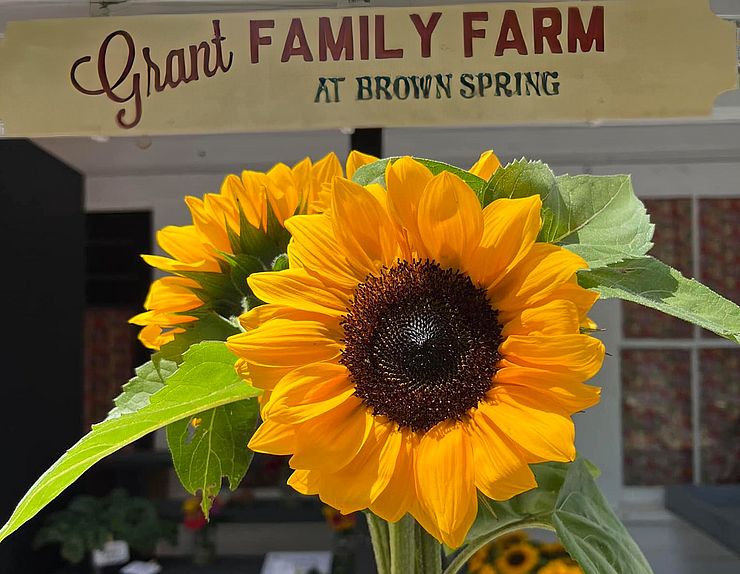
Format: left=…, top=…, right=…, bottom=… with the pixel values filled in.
left=352, top=158, right=391, bottom=186
left=0, top=342, right=259, bottom=544
left=579, top=256, right=740, bottom=343
left=107, top=358, right=178, bottom=420
left=481, top=159, right=570, bottom=242
left=553, top=460, right=653, bottom=574
left=155, top=312, right=240, bottom=365
left=167, top=399, right=260, bottom=517
left=461, top=460, right=653, bottom=574
left=554, top=174, right=654, bottom=267
left=34, top=490, right=175, bottom=564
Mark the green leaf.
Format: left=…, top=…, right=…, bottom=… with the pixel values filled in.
left=166, top=398, right=259, bottom=517
left=553, top=459, right=653, bottom=574
left=272, top=253, right=289, bottom=271
left=481, top=159, right=569, bottom=240
left=351, top=157, right=486, bottom=195
left=352, top=158, right=391, bottom=186
left=0, top=342, right=259, bottom=544
left=579, top=256, right=740, bottom=343
left=220, top=252, right=266, bottom=297
left=155, top=312, right=240, bottom=364
left=554, top=175, right=654, bottom=267
left=106, top=358, right=178, bottom=420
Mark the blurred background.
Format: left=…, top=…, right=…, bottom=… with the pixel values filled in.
left=0, top=1, right=738, bottom=573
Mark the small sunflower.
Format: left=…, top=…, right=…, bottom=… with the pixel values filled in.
left=468, top=545, right=492, bottom=572
left=131, top=151, right=376, bottom=349
left=495, top=542, right=539, bottom=574
left=538, top=558, right=583, bottom=574
left=539, top=542, right=567, bottom=557
left=494, top=530, right=529, bottom=550
left=227, top=155, right=604, bottom=547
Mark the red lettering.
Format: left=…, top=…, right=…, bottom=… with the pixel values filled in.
left=281, top=18, right=314, bottom=62
left=568, top=6, right=604, bottom=53
left=70, top=30, right=142, bottom=129
left=463, top=12, right=487, bottom=58
left=533, top=8, right=563, bottom=54
left=359, top=15, right=370, bottom=60
left=250, top=19, right=274, bottom=64
left=495, top=10, right=528, bottom=56
left=375, top=15, right=403, bottom=59
left=410, top=12, right=442, bottom=58
left=318, top=16, right=353, bottom=61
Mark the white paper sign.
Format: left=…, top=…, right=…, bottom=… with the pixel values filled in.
left=260, top=551, right=333, bottom=574
left=120, top=561, right=162, bottom=574
left=91, top=540, right=130, bottom=567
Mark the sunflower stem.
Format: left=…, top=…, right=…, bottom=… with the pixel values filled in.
left=388, top=514, right=416, bottom=574
left=442, top=519, right=555, bottom=574
left=415, top=521, right=442, bottom=574
left=365, top=512, right=391, bottom=574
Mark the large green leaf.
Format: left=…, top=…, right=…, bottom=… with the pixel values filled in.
left=553, top=459, right=653, bottom=574
left=167, top=398, right=259, bottom=516
left=555, top=175, right=654, bottom=267
left=579, top=256, right=740, bottom=343
left=106, top=358, right=178, bottom=420
left=0, top=342, right=258, bottom=544
left=351, top=157, right=486, bottom=195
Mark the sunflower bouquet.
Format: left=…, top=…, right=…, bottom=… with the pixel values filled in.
left=467, top=531, right=582, bottom=574
left=1, top=150, right=738, bottom=574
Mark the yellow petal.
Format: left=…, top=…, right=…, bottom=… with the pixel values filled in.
left=221, top=172, right=264, bottom=230
left=331, top=178, right=399, bottom=274
left=501, top=300, right=581, bottom=337
left=285, top=214, right=360, bottom=289
left=469, top=410, right=537, bottom=500
left=469, top=150, right=502, bottom=180
left=226, top=318, right=342, bottom=390
left=369, top=429, right=417, bottom=522
left=287, top=469, right=322, bottom=495
left=417, top=171, right=483, bottom=269
left=248, top=268, right=351, bottom=317
left=346, top=150, right=378, bottom=179
left=481, top=388, right=576, bottom=463
left=385, top=157, right=433, bottom=253
left=495, top=361, right=601, bottom=414
left=185, top=196, right=231, bottom=253
left=414, top=423, right=477, bottom=548
left=490, top=244, right=588, bottom=317
left=248, top=418, right=296, bottom=455
left=469, top=196, right=542, bottom=288
left=291, top=397, right=372, bottom=472
left=500, top=334, right=605, bottom=379
left=154, top=225, right=220, bottom=271
left=318, top=419, right=402, bottom=514
left=263, top=362, right=355, bottom=424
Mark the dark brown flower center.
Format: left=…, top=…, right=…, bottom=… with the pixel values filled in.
left=508, top=550, right=526, bottom=566
left=340, top=259, right=502, bottom=433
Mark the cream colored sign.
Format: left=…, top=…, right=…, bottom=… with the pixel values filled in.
left=0, top=1, right=736, bottom=136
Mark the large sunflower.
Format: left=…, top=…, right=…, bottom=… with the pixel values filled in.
left=227, top=156, right=604, bottom=547
left=131, top=151, right=376, bottom=349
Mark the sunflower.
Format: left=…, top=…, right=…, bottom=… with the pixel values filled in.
left=131, top=151, right=376, bottom=349
left=539, top=542, right=567, bottom=557
left=468, top=545, right=492, bottom=572
left=538, top=558, right=583, bottom=574
left=226, top=155, right=604, bottom=547
left=495, top=542, right=539, bottom=574
left=494, top=530, right=529, bottom=550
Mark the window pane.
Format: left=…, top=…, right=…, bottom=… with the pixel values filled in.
left=700, top=198, right=740, bottom=338
left=623, top=199, right=693, bottom=339
left=622, top=349, right=693, bottom=485
left=700, top=348, right=740, bottom=483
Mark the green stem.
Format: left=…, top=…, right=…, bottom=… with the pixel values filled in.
left=415, top=522, right=442, bottom=574
left=388, top=514, right=416, bottom=574
left=365, top=512, right=390, bottom=574
left=442, top=520, right=555, bottom=574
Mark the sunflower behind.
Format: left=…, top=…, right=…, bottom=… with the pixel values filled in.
left=130, top=151, right=376, bottom=350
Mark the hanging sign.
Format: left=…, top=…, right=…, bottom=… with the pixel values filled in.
left=0, top=0, right=735, bottom=136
